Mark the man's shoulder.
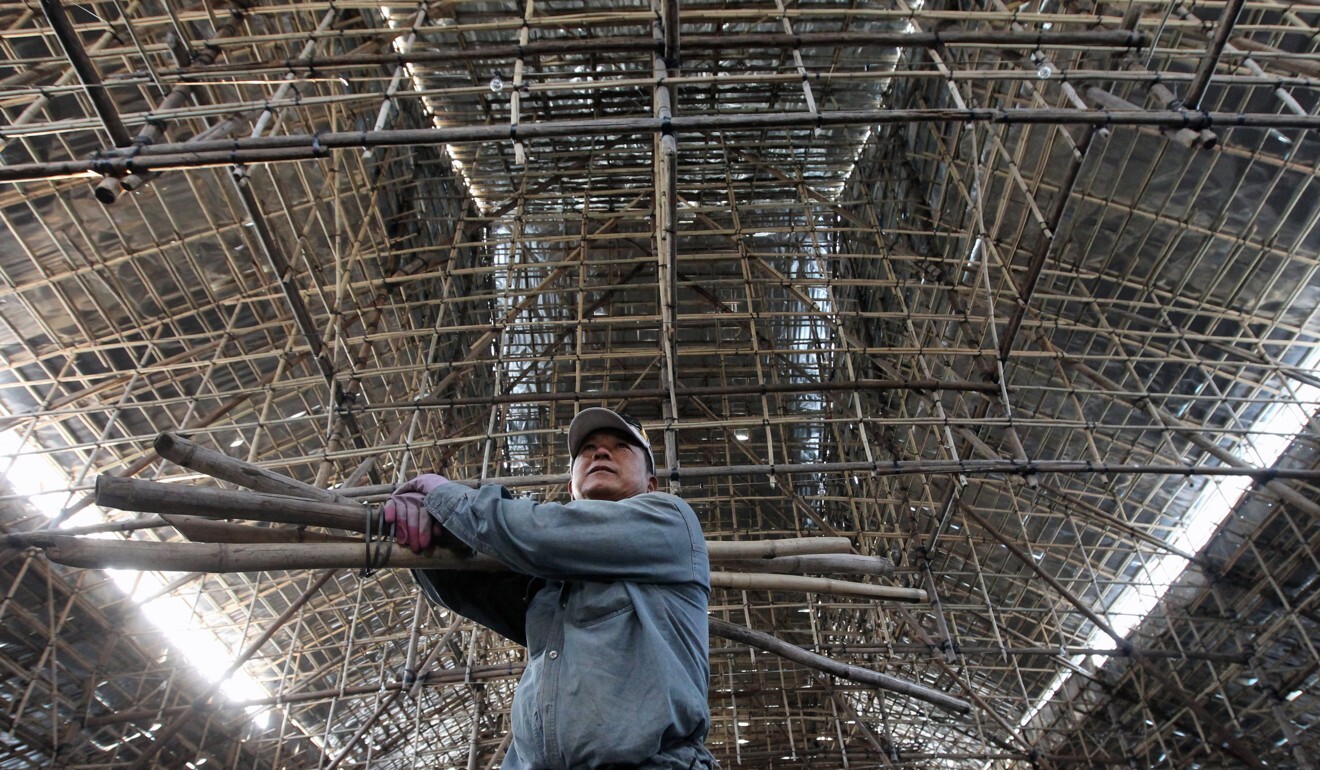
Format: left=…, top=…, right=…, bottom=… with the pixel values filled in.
left=630, top=493, right=706, bottom=544
left=628, top=491, right=696, bottom=513
left=569, top=491, right=699, bottom=525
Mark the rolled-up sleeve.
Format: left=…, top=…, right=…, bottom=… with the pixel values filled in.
left=425, top=484, right=705, bottom=585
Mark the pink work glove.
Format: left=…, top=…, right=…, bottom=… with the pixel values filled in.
left=383, top=473, right=451, bottom=553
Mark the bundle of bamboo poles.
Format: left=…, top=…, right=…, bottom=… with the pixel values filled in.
left=9, top=432, right=970, bottom=714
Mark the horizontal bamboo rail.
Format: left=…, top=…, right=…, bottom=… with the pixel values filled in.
left=112, top=29, right=1147, bottom=80
left=722, top=553, right=895, bottom=577
left=709, top=572, right=923, bottom=601
left=367, top=378, right=1003, bottom=412
left=23, top=528, right=913, bottom=588
left=6, top=108, right=1320, bottom=183
left=12, top=519, right=893, bottom=572
left=332, top=458, right=1320, bottom=500
left=23, top=535, right=924, bottom=600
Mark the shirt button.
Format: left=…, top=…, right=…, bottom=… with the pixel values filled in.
left=548, top=650, right=559, bottom=660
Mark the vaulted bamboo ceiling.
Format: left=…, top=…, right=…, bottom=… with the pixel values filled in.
left=1, top=0, right=1318, bottom=767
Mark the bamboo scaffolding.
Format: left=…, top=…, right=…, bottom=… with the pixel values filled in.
left=2, top=0, right=1319, bottom=764
left=40, top=438, right=960, bottom=718
left=80, top=611, right=968, bottom=727
left=27, top=480, right=947, bottom=723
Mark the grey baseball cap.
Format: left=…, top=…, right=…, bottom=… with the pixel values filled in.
left=567, top=407, right=655, bottom=474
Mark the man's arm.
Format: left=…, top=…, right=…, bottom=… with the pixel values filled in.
left=386, top=474, right=538, bottom=645
left=425, top=484, right=707, bottom=585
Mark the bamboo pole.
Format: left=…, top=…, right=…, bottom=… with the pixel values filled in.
left=709, top=572, right=925, bottom=602
left=154, top=431, right=354, bottom=504
left=95, top=475, right=369, bottom=532
left=708, top=617, right=971, bottom=714
left=6, top=108, right=1320, bottom=183
left=722, top=553, right=894, bottom=576
left=23, top=534, right=896, bottom=584
left=150, top=516, right=359, bottom=544
left=1183, top=0, right=1247, bottom=110
left=37, top=0, right=132, bottom=147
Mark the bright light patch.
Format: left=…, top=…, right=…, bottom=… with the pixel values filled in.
left=1012, top=358, right=1320, bottom=745
left=0, top=430, right=75, bottom=518
left=1093, top=376, right=1319, bottom=658
left=0, top=428, right=284, bottom=734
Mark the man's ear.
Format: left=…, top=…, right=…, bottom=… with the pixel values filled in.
left=646, top=475, right=657, bottom=493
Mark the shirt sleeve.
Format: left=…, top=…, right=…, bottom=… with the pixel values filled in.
left=412, top=568, right=539, bottom=646
left=424, top=484, right=707, bottom=585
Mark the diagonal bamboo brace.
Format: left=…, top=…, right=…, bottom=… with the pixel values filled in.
left=154, top=432, right=354, bottom=504
left=709, top=618, right=970, bottom=714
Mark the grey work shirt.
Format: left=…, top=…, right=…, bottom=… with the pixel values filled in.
left=414, top=483, right=714, bottom=770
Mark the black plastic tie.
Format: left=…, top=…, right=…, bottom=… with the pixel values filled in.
left=360, top=502, right=392, bottom=578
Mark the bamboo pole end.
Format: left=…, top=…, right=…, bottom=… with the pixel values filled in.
left=153, top=431, right=186, bottom=460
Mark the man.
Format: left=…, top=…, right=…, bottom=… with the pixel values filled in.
left=384, top=407, right=715, bottom=769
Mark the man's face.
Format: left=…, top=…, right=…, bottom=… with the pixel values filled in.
left=570, top=429, right=657, bottom=501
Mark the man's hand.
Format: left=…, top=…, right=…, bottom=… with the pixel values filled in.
left=383, top=473, right=450, bottom=553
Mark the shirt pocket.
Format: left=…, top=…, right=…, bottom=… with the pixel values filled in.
left=569, top=581, right=635, bottom=627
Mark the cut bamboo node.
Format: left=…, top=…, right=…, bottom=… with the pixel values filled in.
left=5, top=532, right=54, bottom=549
